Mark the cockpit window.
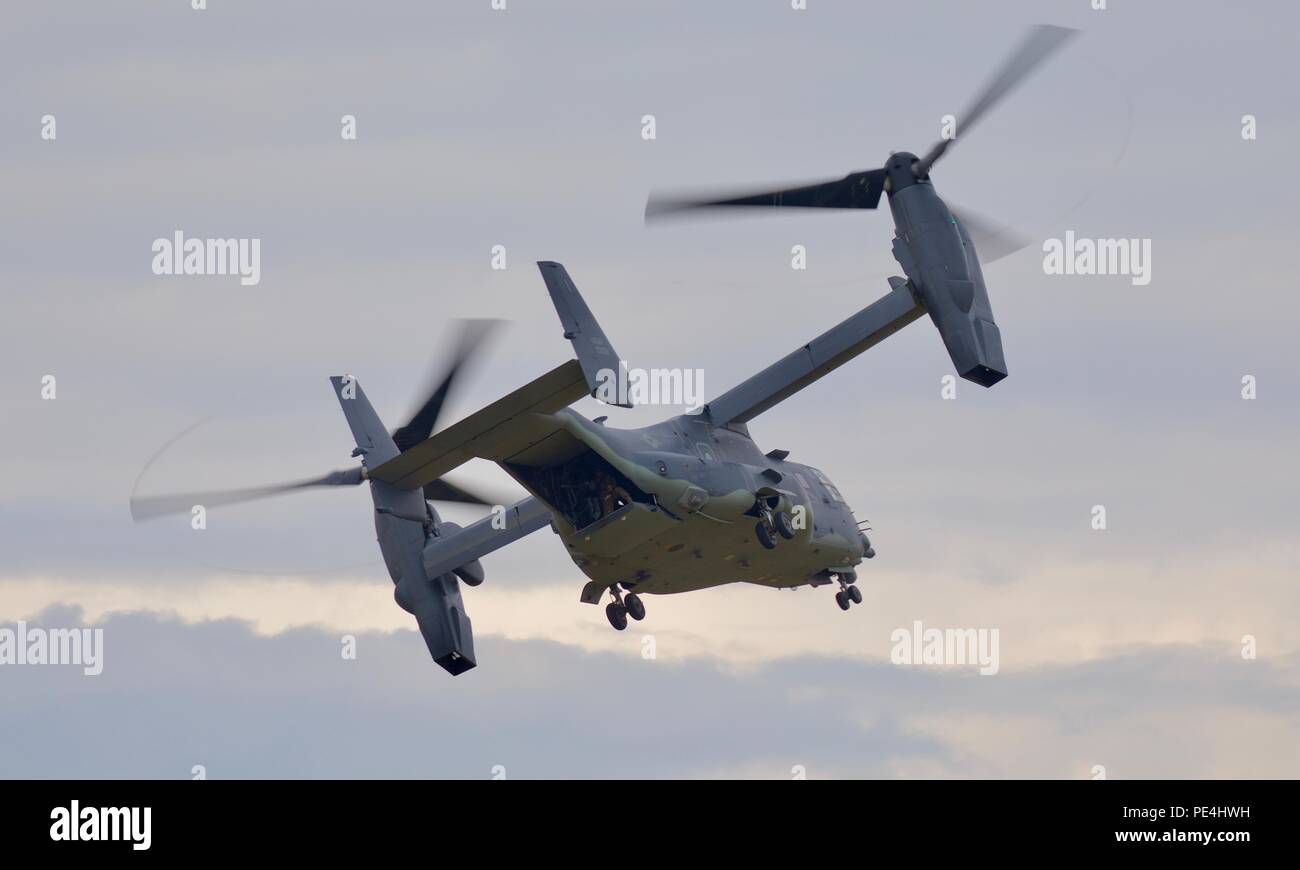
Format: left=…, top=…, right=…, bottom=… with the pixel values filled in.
left=809, top=467, right=844, bottom=503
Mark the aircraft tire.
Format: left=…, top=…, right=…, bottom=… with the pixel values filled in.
left=606, top=601, right=629, bottom=631
left=835, top=590, right=851, bottom=611
left=847, top=585, right=862, bottom=605
left=756, top=521, right=777, bottom=550
left=775, top=511, right=796, bottom=540
left=624, top=593, right=646, bottom=621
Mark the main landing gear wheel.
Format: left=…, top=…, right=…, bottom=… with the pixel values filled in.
left=834, top=578, right=862, bottom=611
left=624, top=592, right=646, bottom=621
left=756, top=521, right=777, bottom=550
left=774, top=511, right=796, bottom=540
left=606, top=601, right=629, bottom=631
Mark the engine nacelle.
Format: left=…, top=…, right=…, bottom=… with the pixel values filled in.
left=453, top=561, right=485, bottom=586
left=396, top=573, right=476, bottom=676
left=888, top=180, right=1008, bottom=388
left=394, top=583, right=416, bottom=615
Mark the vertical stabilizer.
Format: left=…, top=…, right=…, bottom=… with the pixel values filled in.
left=330, top=375, right=401, bottom=466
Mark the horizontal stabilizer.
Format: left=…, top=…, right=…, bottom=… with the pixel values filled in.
left=538, top=261, right=630, bottom=407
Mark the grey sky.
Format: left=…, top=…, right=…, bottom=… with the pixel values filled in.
left=1, top=0, right=1297, bottom=777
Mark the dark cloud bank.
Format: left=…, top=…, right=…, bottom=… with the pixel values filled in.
left=2, top=606, right=1295, bottom=779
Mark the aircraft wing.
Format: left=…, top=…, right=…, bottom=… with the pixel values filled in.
left=704, top=278, right=925, bottom=426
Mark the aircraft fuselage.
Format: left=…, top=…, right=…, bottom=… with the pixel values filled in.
left=503, top=410, right=868, bottom=600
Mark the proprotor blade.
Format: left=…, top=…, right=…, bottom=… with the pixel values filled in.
left=129, top=467, right=365, bottom=522
left=914, top=24, right=1078, bottom=176
left=645, top=169, right=886, bottom=221
left=949, top=205, right=1032, bottom=264
left=391, top=319, right=500, bottom=452
left=422, top=478, right=497, bottom=506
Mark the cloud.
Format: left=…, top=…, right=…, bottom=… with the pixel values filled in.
left=1, top=606, right=1295, bottom=779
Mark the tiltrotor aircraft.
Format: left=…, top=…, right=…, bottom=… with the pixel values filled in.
left=132, top=25, right=1076, bottom=675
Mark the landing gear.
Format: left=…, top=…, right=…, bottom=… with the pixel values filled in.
left=605, top=587, right=645, bottom=630
left=834, top=574, right=862, bottom=611
left=756, top=508, right=796, bottom=549
left=624, top=592, right=646, bottom=621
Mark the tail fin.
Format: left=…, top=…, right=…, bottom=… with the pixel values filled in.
left=330, top=375, right=400, bottom=466
left=537, top=261, right=631, bottom=407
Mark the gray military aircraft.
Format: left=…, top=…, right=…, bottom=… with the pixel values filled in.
left=131, top=25, right=1076, bottom=675
left=132, top=263, right=894, bottom=676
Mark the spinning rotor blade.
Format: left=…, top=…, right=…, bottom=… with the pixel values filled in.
left=131, top=468, right=498, bottom=522
left=950, top=205, right=1033, bottom=264
left=133, top=320, right=510, bottom=525
left=646, top=169, right=886, bottom=221
left=422, top=478, right=496, bottom=506
left=130, top=467, right=365, bottom=522
left=914, top=24, right=1078, bottom=176
left=392, top=319, right=500, bottom=452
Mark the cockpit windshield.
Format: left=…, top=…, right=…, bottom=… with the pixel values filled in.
left=808, top=467, right=844, bottom=503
